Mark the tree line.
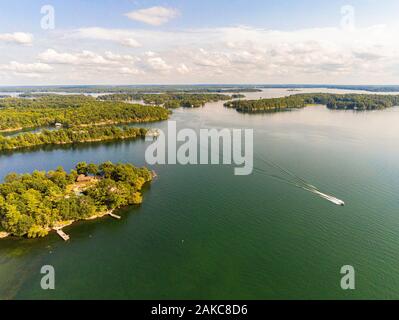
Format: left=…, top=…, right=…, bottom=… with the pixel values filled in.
left=0, top=85, right=261, bottom=94
left=224, top=93, right=399, bottom=113
left=0, top=126, right=148, bottom=152
left=97, top=93, right=232, bottom=108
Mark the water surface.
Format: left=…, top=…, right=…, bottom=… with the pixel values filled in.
left=1, top=89, right=399, bottom=299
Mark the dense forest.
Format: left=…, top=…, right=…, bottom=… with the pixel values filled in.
left=224, top=93, right=399, bottom=112
left=231, top=94, right=246, bottom=99
left=0, top=95, right=169, bottom=132
left=0, top=126, right=148, bottom=152
left=0, top=85, right=261, bottom=94
left=97, top=93, right=232, bottom=108
left=0, top=162, right=152, bottom=238
left=224, top=94, right=308, bottom=112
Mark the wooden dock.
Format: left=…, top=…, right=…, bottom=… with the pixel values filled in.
left=56, top=229, right=70, bottom=241
left=109, top=212, right=121, bottom=219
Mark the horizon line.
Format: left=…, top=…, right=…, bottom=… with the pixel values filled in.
left=1, top=84, right=399, bottom=88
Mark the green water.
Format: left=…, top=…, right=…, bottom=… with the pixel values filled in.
left=1, top=89, right=399, bottom=299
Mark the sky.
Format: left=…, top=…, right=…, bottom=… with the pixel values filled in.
left=1, top=0, right=399, bottom=85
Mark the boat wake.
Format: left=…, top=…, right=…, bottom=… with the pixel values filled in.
left=254, top=157, right=345, bottom=206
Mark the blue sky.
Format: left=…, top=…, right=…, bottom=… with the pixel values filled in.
left=1, top=0, right=398, bottom=30
left=1, top=0, right=399, bottom=85
left=2, top=0, right=399, bottom=31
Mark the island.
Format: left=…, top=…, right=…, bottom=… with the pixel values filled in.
left=231, top=94, right=246, bottom=99
left=224, top=93, right=399, bottom=113
left=0, top=95, right=170, bottom=133
left=0, top=161, right=153, bottom=239
left=97, top=93, right=232, bottom=108
left=0, top=126, right=149, bottom=153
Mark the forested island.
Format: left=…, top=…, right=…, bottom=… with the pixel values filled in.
left=0, top=95, right=169, bottom=132
left=232, top=94, right=246, bottom=99
left=0, top=126, right=148, bottom=152
left=224, top=93, right=399, bottom=113
left=0, top=162, right=153, bottom=239
left=97, top=93, right=232, bottom=108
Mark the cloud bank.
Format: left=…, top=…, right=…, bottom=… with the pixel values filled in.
left=0, top=32, right=33, bottom=45
left=2, top=23, right=399, bottom=84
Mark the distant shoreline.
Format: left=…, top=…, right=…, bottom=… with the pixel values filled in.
left=2, top=84, right=399, bottom=93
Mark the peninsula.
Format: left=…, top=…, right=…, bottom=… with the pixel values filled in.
left=0, top=95, right=169, bottom=132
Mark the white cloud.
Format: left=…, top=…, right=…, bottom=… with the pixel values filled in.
left=5, top=24, right=399, bottom=84
left=177, top=63, right=190, bottom=74
left=36, top=49, right=145, bottom=79
left=0, top=32, right=33, bottom=45
left=71, top=27, right=141, bottom=48
left=146, top=56, right=172, bottom=72
left=103, top=51, right=139, bottom=63
left=39, top=49, right=80, bottom=64
left=0, top=61, right=52, bottom=73
left=145, top=51, right=157, bottom=57
left=39, top=49, right=139, bottom=66
left=0, top=61, right=52, bottom=78
left=119, top=38, right=141, bottom=48
left=125, top=6, right=179, bottom=26
left=119, top=67, right=143, bottom=75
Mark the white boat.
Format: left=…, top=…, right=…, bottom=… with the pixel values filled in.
left=311, top=190, right=345, bottom=206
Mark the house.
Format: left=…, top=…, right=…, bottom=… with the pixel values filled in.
left=76, top=174, right=93, bottom=183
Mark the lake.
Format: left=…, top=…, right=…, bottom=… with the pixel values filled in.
left=1, top=88, right=399, bottom=299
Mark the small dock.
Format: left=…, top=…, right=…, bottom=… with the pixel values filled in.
left=56, top=229, right=70, bottom=241
left=108, top=212, right=121, bottom=219
left=146, top=129, right=161, bottom=138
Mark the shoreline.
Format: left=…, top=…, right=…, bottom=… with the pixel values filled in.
left=0, top=134, right=146, bottom=153
left=0, top=209, right=116, bottom=240
left=0, top=116, right=169, bottom=134
left=0, top=169, right=156, bottom=241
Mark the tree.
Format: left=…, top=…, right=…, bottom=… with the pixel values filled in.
left=87, top=163, right=99, bottom=176
left=76, top=162, right=88, bottom=175
left=27, top=225, right=49, bottom=238
left=131, top=192, right=143, bottom=204
left=99, top=161, right=115, bottom=179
